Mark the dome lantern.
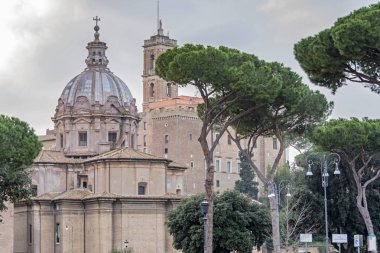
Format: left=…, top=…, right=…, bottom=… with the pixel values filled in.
left=85, top=16, right=109, bottom=68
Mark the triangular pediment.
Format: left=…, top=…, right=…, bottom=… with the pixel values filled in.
left=73, top=117, right=92, bottom=124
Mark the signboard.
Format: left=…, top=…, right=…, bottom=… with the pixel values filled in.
left=300, top=234, right=312, bottom=243
left=354, top=235, right=363, bottom=247
left=332, top=234, right=348, bottom=243
left=368, top=234, right=377, bottom=251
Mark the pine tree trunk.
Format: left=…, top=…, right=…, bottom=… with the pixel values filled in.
left=269, top=195, right=281, bottom=253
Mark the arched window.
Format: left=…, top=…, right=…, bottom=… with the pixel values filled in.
left=166, top=83, right=172, bottom=97
left=150, top=54, right=155, bottom=71
left=149, top=83, right=155, bottom=97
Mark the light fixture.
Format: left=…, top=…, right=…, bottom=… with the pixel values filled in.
left=333, top=162, right=341, bottom=175
left=306, top=164, right=313, bottom=176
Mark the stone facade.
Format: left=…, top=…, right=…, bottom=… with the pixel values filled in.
left=12, top=22, right=186, bottom=253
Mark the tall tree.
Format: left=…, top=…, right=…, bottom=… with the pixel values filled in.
left=156, top=44, right=282, bottom=252
left=309, top=118, right=380, bottom=251
left=235, top=151, right=259, bottom=199
left=0, top=115, right=42, bottom=214
left=294, top=3, right=380, bottom=93
left=166, top=190, right=271, bottom=253
left=226, top=63, right=332, bottom=253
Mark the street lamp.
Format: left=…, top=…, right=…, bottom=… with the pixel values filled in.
left=307, top=153, right=341, bottom=253
left=200, top=198, right=209, bottom=253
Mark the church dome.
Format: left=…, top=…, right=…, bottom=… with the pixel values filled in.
left=59, top=68, right=133, bottom=107
left=56, top=17, right=136, bottom=114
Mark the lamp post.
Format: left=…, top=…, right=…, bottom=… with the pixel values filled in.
left=307, top=153, right=341, bottom=253
left=200, top=198, right=209, bottom=253
left=268, top=181, right=292, bottom=252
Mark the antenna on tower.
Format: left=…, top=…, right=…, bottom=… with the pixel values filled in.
left=157, top=0, right=160, bottom=30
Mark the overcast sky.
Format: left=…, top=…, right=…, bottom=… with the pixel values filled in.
left=0, top=0, right=378, bottom=135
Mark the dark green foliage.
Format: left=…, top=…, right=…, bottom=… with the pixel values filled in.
left=166, top=190, right=271, bottom=253
left=0, top=115, right=42, bottom=212
left=235, top=151, right=259, bottom=199
left=294, top=3, right=380, bottom=93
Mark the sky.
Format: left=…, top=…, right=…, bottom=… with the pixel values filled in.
left=0, top=0, right=379, bottom=136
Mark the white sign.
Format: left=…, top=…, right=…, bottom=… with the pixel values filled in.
left=300, top=234, right=313, bottom=243
left=354, top=235, right=363, bottom=247
left=332, top=234, right=348, bottom=243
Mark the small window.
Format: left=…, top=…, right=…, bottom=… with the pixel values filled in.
left=214, top=133, right=220, bottom=145
left=166, top=83, right=172, bottom=97
left=29, top=224, right=32, bottom=244
left=60, top=134, right=64, bottom=149
left=131, top=134, right=135, bottom=148
left=215, top=159, right=221, bottom=172
left=149, top=83, right=155, bottom=97
left=108, top=132, right=117, bottom=144
left=31, top=185, right=38, bottom=197
left=216, top=180, right=220, bottom=188
left=98, top=51, right=101, bottom=56
left=99, top=59, right=102, bottom=64
left=150, top=54, right=155, bottom=70
left=138, top=183, right=147, bottom=195
left=227, top=161, right=231, bottom=173
left=189, top=133, right=192, bottom=141
left=78, top=132, right=87, bottom=146
left=82, top=181, right=87, bottom=188
left=143, top=122, right=147, bottom=130
left=92, top=51, right=95, bottom=56
left=56, top=223, right=61, bottom=244
left=143, top=135, right=147, bottom=146
left=164, top=148, right=168, bottom=154
left=164, top=135, right=169, bottom=144
left=273, top=138, right=278, bottom=149
left=190, top=161, right=194, bottom=169
left=227, top=135, right=232, bottom=145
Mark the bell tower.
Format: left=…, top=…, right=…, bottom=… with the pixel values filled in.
left=142, top=20, right=178, bottom=110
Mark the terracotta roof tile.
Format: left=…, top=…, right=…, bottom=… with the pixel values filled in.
left=34, top=150, right=80, bottom=164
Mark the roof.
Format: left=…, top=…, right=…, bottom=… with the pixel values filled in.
left=84, top=147, right=169, bottom=163
left=32, top=189, right=181, bottom=201
left=34, top=150, right=81, bottom=164
left=168, top=161, right=187, bottom=169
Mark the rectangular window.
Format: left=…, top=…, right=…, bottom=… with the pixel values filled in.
left=108, top=132, right=117, bottom=144
left=227, top=135, right=232, bottom=145
left=164, top=134, right=169, bottom=144
left=60, top=134, right=64, bottom=148
left=31, top=185, right=38, bottom=197
left=227, top=161, right=231, bottom=173
left=189, top=133, right=192, bottom=141
left=29, top=224, right=32, bottom=244
left=215, top=159, right=221, bottom=172
left=138, top=185, right=146, bottom=195
left=273, top=137, right=278, bottom=149
left=143, top=135, right=147, bottom=146
left=143, top=122, right=147, bottom=130
left=190, top=161, right=194, bottom=169
left=131, top=134, right=135, bottom=148
left=164, top=148, right=168, bottom=154
left=78, top=132, right=87, bottom=146
left=216, top=180, right=220, bottom=188
left=56, top=223, right=61, bottom=244
left=82, top=181, right=87, bottom=188
left=214, top=133, right=220, bottom=145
